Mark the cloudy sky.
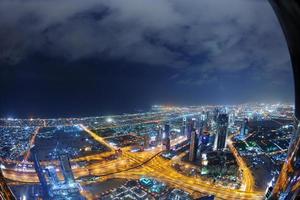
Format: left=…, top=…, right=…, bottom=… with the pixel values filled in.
left=0, top=0, right=294, bottom=118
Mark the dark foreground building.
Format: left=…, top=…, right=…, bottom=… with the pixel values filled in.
left=267, top=1, right=300, bottom=199
left=0, top=171, right=15, bottom=200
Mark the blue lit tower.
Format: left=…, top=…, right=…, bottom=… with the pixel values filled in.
left=26, top=147, right=83, bottom=200
left=181, top=117, right=187, bottom=136
left=214, top=114, right=229, bottom=151
left=46, top=166, right=59, bottom=186
left=240, top=118, right=249, bottom=140
left=32, top=148, right=50, bottom=199
left=59, top=153, right=75, bottom=184
left=228, top=112, right=235, bottom=127
left=197, top=116, right=206, bottom=157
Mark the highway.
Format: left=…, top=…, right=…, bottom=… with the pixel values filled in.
left=2, top=127, right=264, bottom=200
left=227, top=134, right=255, bottom=192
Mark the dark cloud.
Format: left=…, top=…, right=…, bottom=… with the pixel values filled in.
left=0, top=0, right=294, bottom=117
left=0, top=0, right=290, bottom=68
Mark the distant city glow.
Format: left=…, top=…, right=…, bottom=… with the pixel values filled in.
left=106, top=117, right=113, bottom=123
left=0, top=103, right=295, bottom=199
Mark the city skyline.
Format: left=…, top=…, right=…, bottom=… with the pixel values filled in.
left=1, top=0, right=299, bottom=199
left=0, top=103, right=295, bottom=199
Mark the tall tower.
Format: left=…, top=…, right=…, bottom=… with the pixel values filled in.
left=189, top=129, right=198, bottom=162
left=240, top=118, right=249, bottom=140
left=214, top=114, right=229, bottom=151
left=164, top=124, right=170, bottom=139
left=181, top=117, right=187, bottom=136
left=228, top=112, right=235, bottom=127
left=187, top=118, right=196, bottom=140
left=32, top=148, right=50, bottom=199
left=163, top=124, right=171, bottom=151
left=156, top=125, right=163, bottom=145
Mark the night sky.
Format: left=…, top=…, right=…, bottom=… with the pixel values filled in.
left=0, top=0, right=295, bottom=118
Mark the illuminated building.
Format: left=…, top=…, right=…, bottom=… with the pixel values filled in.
left=239, top=118, right=249, bottom=140
left=187, top=118, right=197, bottom=140
left=189, top=129, right=198, bottom=162
left=167, top=189, right=192, bottom=200
left=32, top=148, right=50, bottom=199
left=31, top=148, right=83, bottom=200
left=46, top=166, right=60, bottom=186
left=214, top=114, right=228, bottom=151
left=156, top=125, right=163, bottom=144
left=182, top=117, right=187, bottom=136
left=228, top=112, right=235, bottom=127
left=163, top=124, right=171, bottom=150
left=164, top=124, right=170, bottom=139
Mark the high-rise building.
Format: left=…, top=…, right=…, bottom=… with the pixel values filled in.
left=189, top=129, right=198, bottom=162
left=214, top=114, right=229, bottom=151
left=32, top=148, right=50, bottom=199
left=213, top=108, right=220, bottom=121
left=46, top=166, right=60, bottom=186
left=187, top=118, right=196, bottom=140
left=163, top=124, right=171, bottom=151
left=156, top=125, right=163, bottom=144
left=200, top=112, right=207, bottom=122
left=228, top=112, right=235, bottom=127
left=240, top=118, right=249, bottom=140
left=164, top=124, right=170, bottom=139
left=31, top=147, right=84, bottom=200
left=181, top=117, right=187, bottom=136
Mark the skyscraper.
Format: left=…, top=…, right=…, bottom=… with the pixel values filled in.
left=214, top=114, right=229, bottom=151
left=163, top=124, right=171, bottom=151
left=187, top=118, right=196, bottom=140
left=228, top=112, right=235, bottom=127
left=240, top=118, right=249, bottom=140
left=32, top=148, right=50, bottom=199
left=181, top=117, right=187, bottom=136
left=31, top=147, right=83, bottom=200
left=189, top=129, right=198, bottom=162
left=164, top=124, right=170, bottom=139
left=156, top=125, right=163, bottom=144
